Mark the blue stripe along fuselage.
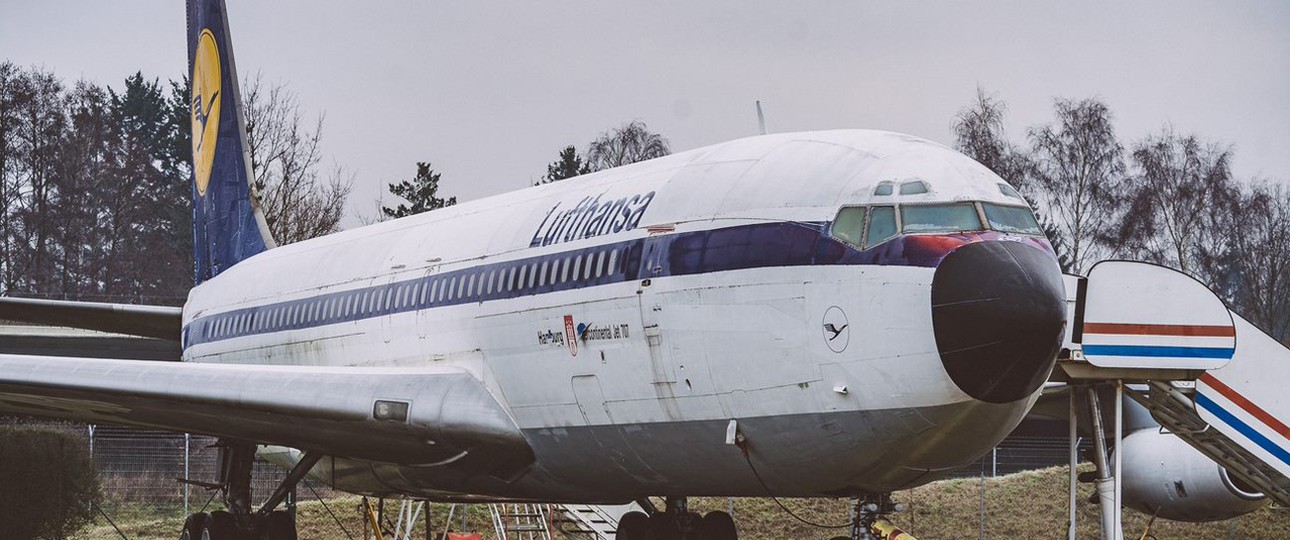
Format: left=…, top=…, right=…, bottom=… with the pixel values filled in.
left=182, top=221, right=1053, bottom=349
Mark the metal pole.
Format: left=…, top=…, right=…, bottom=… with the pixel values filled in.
left=1086, top=386, right=1116, bottom=540
left=1069, top=389, right=1078, bottom=540
left=1114, top=381, right=1124, bottom=540
left=184, top=433, right=191, bottom=517
left=978, top=461, right=986, bottom=540
left=991, top=448, right=998, bottom=477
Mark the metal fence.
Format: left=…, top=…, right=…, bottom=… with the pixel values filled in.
left=13, top=422, right=1097, bottom=540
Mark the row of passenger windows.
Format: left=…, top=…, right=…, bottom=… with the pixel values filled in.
left=830, top=201, right=1043, bottom=250
left=199, top=247, right=625, bottom=341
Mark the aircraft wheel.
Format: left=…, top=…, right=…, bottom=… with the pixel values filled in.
left=649, top=511, right=681, bottom=540
left=827, top=536, right=851, bottom=540
left=262, top=510, right=297, bottom=540
left=699, top=511, right=737, bottom=540
left=616, top=511, right=652, bottom=540
left=200, top=511, right=245, bottom=540
left=180, top=512, right=209, bottom=540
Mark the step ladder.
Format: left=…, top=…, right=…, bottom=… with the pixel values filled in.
left=1129, top=380, right=1290, bottom=508
left=554, top=503, right=642, bottom=539
left=489, top=503, right=554, bottom=540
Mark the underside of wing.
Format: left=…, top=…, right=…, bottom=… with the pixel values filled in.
left=0, top=325, right=180, bottom=361
left=0, top=297, right=182, bottom=341
left=0, top=355, right=533, bottom=478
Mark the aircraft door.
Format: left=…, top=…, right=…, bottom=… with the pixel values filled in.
left=636, top=237, right=675, bottom=384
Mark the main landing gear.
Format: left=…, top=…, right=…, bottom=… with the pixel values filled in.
left=179, top=440, right=321, bottom=540
left=614, top=497, right=737, bottom=540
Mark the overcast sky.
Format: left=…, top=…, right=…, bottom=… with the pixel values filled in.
left=3, top=1, right=1288, bottom=227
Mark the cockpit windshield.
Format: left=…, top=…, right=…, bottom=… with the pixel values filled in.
left=981, top=203, right=1043, bottom=235
left=900, top=203, right=982, bottom=234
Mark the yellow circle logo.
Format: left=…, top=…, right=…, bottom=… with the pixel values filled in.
left=191, top=29, right=222, bottom=196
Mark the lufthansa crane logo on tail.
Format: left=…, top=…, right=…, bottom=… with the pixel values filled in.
left=191, top=29, right=222, bottom=196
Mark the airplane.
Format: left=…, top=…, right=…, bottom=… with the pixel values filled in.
left=0, top=1, right=1284, bottom=539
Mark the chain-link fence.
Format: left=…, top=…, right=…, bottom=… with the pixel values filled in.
left=6, top=422, right=1282, bottom=540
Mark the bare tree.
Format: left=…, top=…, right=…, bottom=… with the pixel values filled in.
left=1228, top=182, right=1290, bottom=342
left=587, top=120, right=670, bottom=171
left=242, top=74, right=351, bottom=244
left=952, top=87, right=1029, bottom=189
left=1113, top=127, right=1235, bottom=278
left=1027, top=97, right=1125, bottom=274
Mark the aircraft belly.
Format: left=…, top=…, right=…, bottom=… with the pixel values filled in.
left=309, top=397, right=1031, bottom=502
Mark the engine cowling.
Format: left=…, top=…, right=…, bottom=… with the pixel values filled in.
left=1115, top=429, right=1267, bottom=522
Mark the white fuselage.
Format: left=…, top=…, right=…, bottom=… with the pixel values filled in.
left=180, top=130, right=1054, bottom=501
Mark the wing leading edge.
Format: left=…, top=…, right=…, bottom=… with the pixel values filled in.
left=0, top=355, right=533, bottom=476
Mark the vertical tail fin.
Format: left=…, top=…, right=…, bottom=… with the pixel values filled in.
left=187, top=0, right=276, bottom=285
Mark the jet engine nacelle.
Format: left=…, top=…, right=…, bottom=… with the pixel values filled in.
left=1116, top=429, right=1267, bottom=522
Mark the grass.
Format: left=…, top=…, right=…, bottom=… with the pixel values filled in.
left=73, top=466, right=1290, bottom=539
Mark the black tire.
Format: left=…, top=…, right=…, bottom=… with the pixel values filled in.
left=699, top=511, right=737, bottom=540
left=649, top=511, right=681, bottom=540
left=827, top=536, right=851, bottom=540
left=181, top=512, right=209, bottom=540
left=201, top=511, right=244, bottom=540
left=617, top=511, right=652, bottom=540
left=263, top=510, right=296, bottom=540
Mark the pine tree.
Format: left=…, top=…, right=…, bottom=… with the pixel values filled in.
left=381, top=162, right=457, bottom=219
left=537, top=145, right=589, bottom=185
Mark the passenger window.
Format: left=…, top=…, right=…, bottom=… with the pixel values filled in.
left=540, top=261, right=549, bottom=286
left=561, top=257, right=571, bottom=283
left=608, top=250, right=619, bottom=275
left=519, top=265, right=528, bottom=289
left=447, top=277, right=456, bottom=300
left=468, top=273, right=477, bottom=297
left=457, top=275, right=466, bottom=298
left=866, top=206, right=898, bottom=246
left=528, top=263, right=538, bottom=288
left=830, top=206, right=867, bottom=248
left=573, top=256, right=583, bottom=281
left=507, top=266, right=516, bottom=291
left=900, top=203, right=982, bottom=233
left=487, top=270, right=496, bottom=294
left=595, top=251, right=605, bottom=278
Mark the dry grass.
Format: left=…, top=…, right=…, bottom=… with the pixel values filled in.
left=73, top=466, right=1289, bottom=539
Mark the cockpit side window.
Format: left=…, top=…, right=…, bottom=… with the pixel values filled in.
left=982, top=203, right=1044, bottom=235
left=997, top=183, right=1024, bottom=201
left=899, top=181, right=929, bottom=195
left=830, top=206, right=867, bottom=248
left=900, top=203, right=983, bottom=234
left=866, top=206, right=898, bottom=247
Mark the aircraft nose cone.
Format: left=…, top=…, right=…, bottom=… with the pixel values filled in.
left=931, top=241, right=1066, bottom=404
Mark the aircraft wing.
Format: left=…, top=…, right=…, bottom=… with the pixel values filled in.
left=0, top=354, right=533, bottom=475
left=0, top=297, right=182, bottom=341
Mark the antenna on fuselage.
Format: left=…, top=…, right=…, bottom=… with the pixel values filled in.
left=755, top=100, right=768, bottom=135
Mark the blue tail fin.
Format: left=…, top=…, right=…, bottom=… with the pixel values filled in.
left=187, top=0, right=276, bottom=285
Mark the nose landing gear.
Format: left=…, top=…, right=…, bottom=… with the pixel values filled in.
left=827, top=495, right=914, bottom=540
left=615, top=497, right=738, bottom=540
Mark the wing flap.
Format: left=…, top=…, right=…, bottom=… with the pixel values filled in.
left=0, top=297, right=182, bottom=341
left=0, top=355, right=532, bottom=471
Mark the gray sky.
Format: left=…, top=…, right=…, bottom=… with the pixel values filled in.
left=3, top=1, right=1288, bottom=227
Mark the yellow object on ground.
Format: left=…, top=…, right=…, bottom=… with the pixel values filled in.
left=872, top=518, right=918, bottom=540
